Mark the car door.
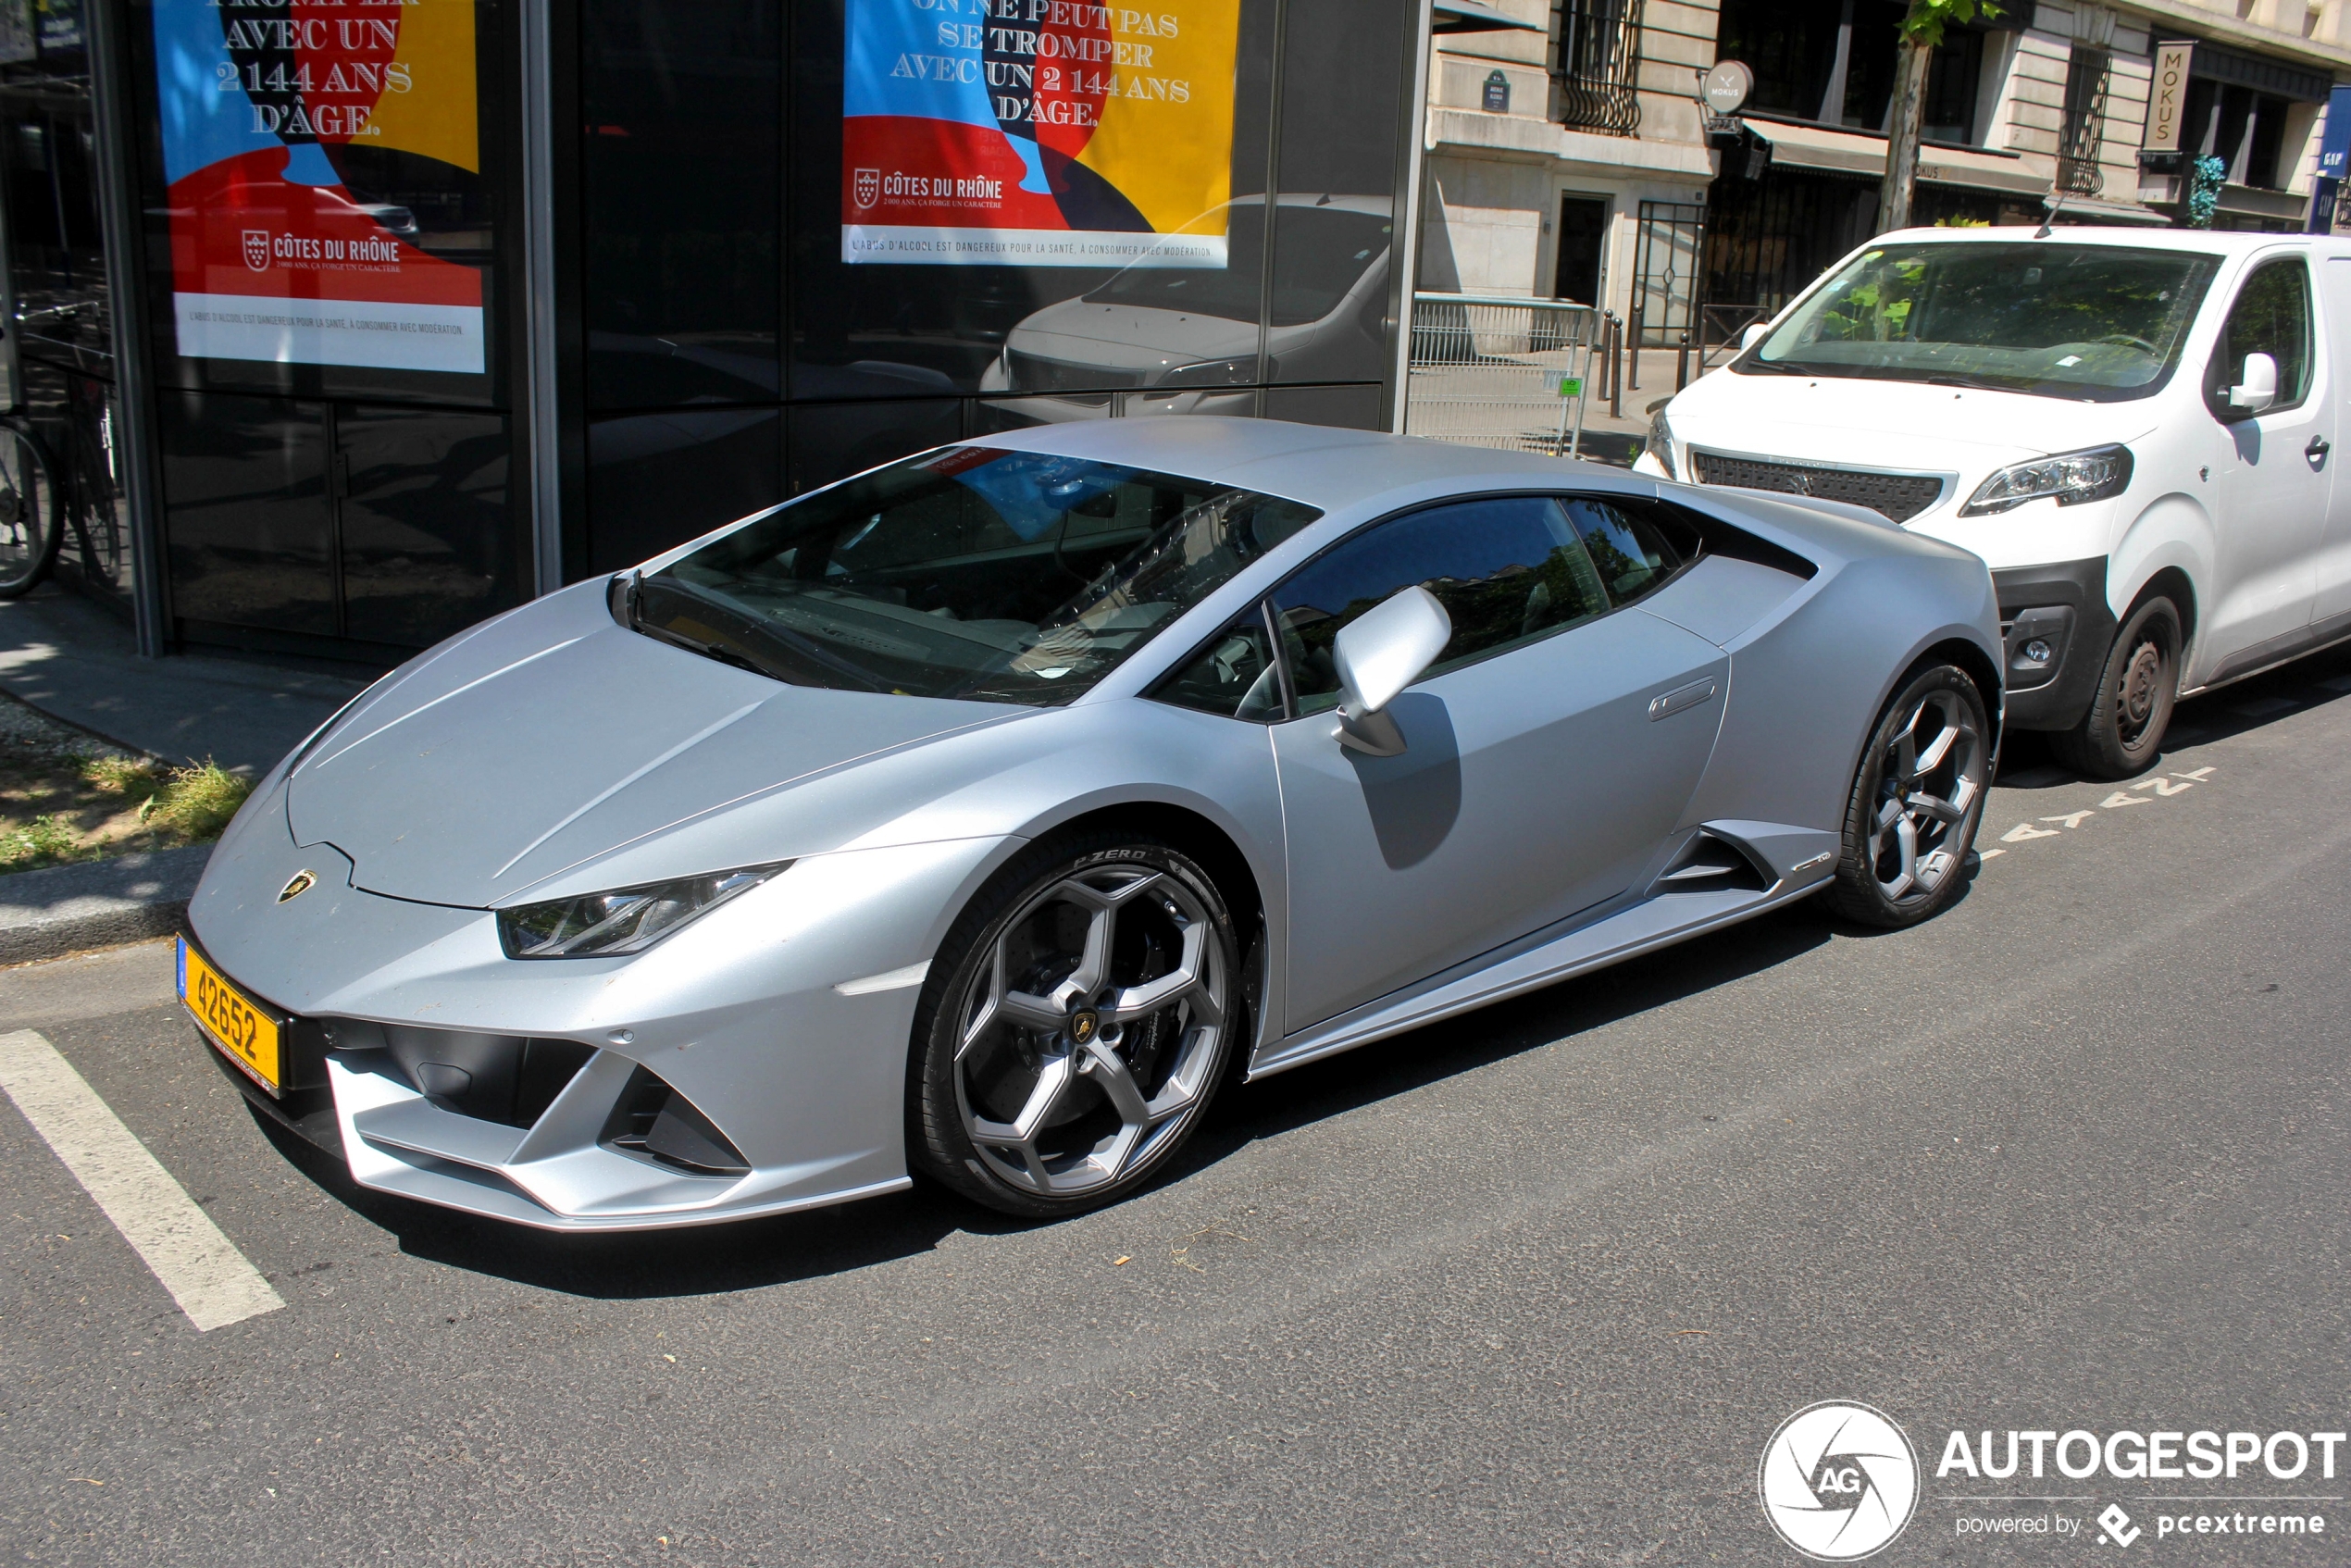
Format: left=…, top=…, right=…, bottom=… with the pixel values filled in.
left=2312, top=255, right=2351, bottom=632
left=1265, top=492, right=1727, bottom=1033
left=2201, top=253, right=2328, bottom=674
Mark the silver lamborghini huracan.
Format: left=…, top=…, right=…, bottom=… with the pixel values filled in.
left=183, top=417, right=2001, bottom=1229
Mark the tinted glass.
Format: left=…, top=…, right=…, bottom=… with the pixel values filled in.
left=1272, top=496, right=1613, bottom=714
left=336, top=407, right=518, bottom=646
left=1566, top=497, right=1684, bottom=604
left=582, top=0, right=782, bottom=409
left=1748, top=243, right=2219, bottom=401
left=1153, top=607, right=1284, bottom=720
left=159, top=391, right=335, bottom=634
left=638, top=446, right=1320, bottom=704
left=2207, top=258, right=2311, bottom=417
left=586, top=405, right=782, bottom=574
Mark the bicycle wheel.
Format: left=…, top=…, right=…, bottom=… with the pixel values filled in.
left=0, top=422, right=61, bottom=599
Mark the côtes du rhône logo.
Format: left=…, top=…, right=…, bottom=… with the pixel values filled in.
left=1759, top=1401, right=1921, bottom=1561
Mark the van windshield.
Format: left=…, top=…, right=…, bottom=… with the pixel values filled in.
left=1740, top=242, right=2220, bottom=401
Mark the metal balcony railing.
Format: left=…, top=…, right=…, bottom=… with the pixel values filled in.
left=1550, top=0, right=1641, bottom=137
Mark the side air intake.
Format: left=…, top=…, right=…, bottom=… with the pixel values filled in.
left=1654, top=831, right=1773, bottom=895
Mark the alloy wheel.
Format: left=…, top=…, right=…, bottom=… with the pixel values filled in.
left=1866, top=687, right=1985, bottom=902
left=952, top=865, right=1228, bottom=1199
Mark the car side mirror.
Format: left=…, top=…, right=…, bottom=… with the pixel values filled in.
left=2229, top=352, right=2278, bottom=414
left=1741, top=323, right=1768, bottom=351
left=1331, top=585, right=1451, bottom=757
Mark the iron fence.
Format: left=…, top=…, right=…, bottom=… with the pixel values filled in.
left=1402, top=293, right=1610, bottom=459
left=1549, top=0, right=1641, bottom=136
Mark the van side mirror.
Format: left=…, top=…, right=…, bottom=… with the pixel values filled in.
left=2229, top=352, right=2278, bottom=414
left=1332, top=585, right=1451, bottom=757
left=1741, top=323, right=1768, bottom=351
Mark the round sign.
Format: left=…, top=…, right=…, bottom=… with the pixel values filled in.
left=1704, top=59, right=1754, bottom=116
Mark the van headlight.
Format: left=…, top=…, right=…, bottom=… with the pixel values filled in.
left=1959, top=444, right=2132, bottom=516
left=497, top=864, right=789, bottom=959
left=1647, top=404, right=1678, bottom=479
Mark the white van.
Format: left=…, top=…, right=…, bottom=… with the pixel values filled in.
left=1638, top=228, right=2351, bottom=778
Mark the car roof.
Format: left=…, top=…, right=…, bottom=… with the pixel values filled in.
left=954, top=417, right=1626, bottom=513
left=1872, top=224, right=2345, bottom=255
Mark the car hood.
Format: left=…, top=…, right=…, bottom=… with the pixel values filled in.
left=285, top=584, right=1019, bottom=908
left=1667, top=369, right=2158, bottom=479
left=1006, top=298, right=1261, bottom=370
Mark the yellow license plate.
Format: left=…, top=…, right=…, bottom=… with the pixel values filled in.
left=179, top=937, right=281, bottom=1094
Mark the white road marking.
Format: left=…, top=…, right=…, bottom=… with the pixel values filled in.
left=1977, top=848, right=2005, bottom=860
left=2040, top=811, right=2096, bottom=828
left=0, top=1029, right=283, bottom=1332
left=835, top=960, right=931, bottom=997
left=2149, top=778, right=2196, bottom=797
left=2001, top=822, right=2061, bottom=842
left=2176, top=766, right=2217, bottom=780
left=2101, top=790, right=2151, bottom=808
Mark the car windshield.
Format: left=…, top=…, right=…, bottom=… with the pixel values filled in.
left=631, top=448, right=1322, bottom=706
left=1741, top=242, right=2220, bottom=401
left=1088, top=204, right=1392, bottom=326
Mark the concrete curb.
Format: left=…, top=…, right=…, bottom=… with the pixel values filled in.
left=0, top=843, right=214, bottom=966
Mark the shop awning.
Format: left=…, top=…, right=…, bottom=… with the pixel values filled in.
left=1431, top=0, right=1544, bottom=32
left=1746, top=120, right=2054, bottom=197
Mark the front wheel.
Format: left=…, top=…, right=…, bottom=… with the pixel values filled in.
left=909, top=833, right=1239, bottom=1218
left=2051, top=596, right=2179, bottom=781
left=1821, top=665, right=1992, bottom=929
left=0, top=423, right=61, bottom=600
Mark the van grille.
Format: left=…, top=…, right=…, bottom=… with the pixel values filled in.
left=1688, top=451, right=1946, bottom=524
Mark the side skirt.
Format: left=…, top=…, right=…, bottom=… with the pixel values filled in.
left=1246, top=869, right=1831, bottom=1081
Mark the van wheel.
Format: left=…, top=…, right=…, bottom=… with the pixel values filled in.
left=2053, top=597, right=2179, bottom=781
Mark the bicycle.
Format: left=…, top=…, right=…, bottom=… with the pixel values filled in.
left=0, top=413, right=60, bottom=599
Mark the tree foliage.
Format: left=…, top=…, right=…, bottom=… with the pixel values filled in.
left=1897, top=0, right=2001, bottom=49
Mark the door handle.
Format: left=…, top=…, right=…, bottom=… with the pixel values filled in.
left=1648, top=678, right=1718, bottom=720
left=2307, top=435, right=2332, bottom=470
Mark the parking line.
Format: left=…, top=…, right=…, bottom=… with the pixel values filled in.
left=0, top=1028, right=283, bottom=1332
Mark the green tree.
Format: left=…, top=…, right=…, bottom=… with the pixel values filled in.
left=1877, top=0, right=2000, bottom=234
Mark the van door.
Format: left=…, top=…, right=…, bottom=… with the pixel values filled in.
left=2312, top=257, right=2351, bottom=635
left=2200, top=255, right=2326, bottom=683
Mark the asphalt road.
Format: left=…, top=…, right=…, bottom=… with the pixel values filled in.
left=4, top=648, right=2348, bottom=1567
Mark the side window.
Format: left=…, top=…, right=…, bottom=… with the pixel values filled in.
left=1151, top=609, right=1285, bottom=721
left=1271, top=495, right=1623, bottom=715
left=1563, top=497, right=1688, bottom=604
left=2207, top=258, right=2312, bottom=418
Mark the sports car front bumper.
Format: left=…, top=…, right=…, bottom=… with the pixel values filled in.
left=187, top=779, right=1014, bottom=1230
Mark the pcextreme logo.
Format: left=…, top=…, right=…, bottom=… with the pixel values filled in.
left=1760, top=1401, right=1921, bottom=1561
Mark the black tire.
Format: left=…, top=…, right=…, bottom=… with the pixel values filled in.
left=0, top=423, right=62, bottom=600
left=1821, top=664, right=1992, bottom=929
left=2050, top=596, right=2180, bottom=781
left=908, top=830, right=1240, bottom=1219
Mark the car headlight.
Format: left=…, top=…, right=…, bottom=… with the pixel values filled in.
left=1647, top=404, right=1677, bottom=479
left=497, top=863, right=790, bottom=959
left=1155, top=355, right=1256, bottom=391
left=1959, top=444, right=2132, bottom=516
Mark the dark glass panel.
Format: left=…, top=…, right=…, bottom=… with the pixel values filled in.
left=336, top=407, right=519, bottom=646
left=787, top=397, right=960, bottom=496
left=1265, top=0, right=1401, bottom=384
left=159, top=391, right=335, bottom=635
left=1262, top=381, right=1381, bottom=430
left=582, top=0, right=782, bottom=408
left=1152, top=606, right=1283, bottom=721
left=0, top=88, right=110, bottom=367
left=585, top=404, right=780, bottom=573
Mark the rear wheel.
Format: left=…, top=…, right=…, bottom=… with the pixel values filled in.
left=909, top=832, right=1239, bottom=1218
left=2051, top=596, right=2179, bottom=781
left=0, top=423, right=60, bottom=600
left=1821, top=665, right=1991, bottom=929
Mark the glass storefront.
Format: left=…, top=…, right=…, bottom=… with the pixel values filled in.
left=83, top=0, right=1416, bottom=659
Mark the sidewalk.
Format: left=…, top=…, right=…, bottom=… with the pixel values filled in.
left=0, top=587, right=381, bottom=962
left=0, top=586, right=377, bottom=778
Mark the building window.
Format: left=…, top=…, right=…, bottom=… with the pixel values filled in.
left=2059, top=45, right=2110, bottom=196
left=1550, top=0, right=1641, bottom=136
left=2181, top=77, right=2291, bottom=192
left=1716, top=0, right=1985, bottom=142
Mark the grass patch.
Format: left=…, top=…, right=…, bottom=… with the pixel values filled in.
left=0, top=739, right=255, bottom=874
